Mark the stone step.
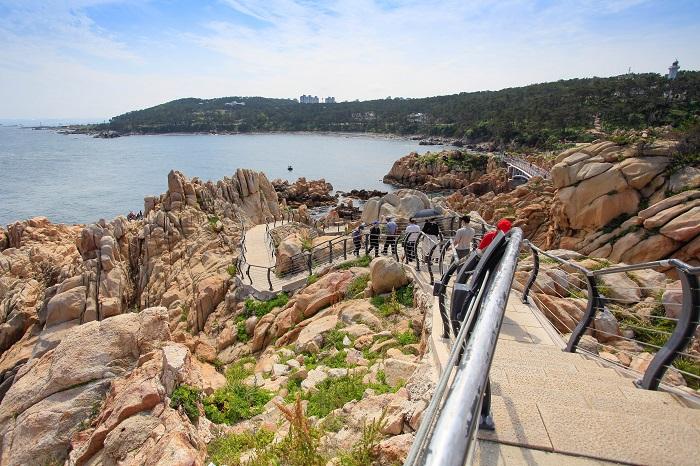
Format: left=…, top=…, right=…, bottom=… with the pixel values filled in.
left=478, top=391, right=700, bottom=465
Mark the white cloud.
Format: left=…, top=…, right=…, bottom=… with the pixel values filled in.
left=0, top=0, right=697, bottom=118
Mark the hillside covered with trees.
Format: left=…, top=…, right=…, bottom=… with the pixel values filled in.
left=102, top=72, right=700, bottom=149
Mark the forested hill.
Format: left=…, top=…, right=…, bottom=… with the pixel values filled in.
left=105, top=71, right=700, bottom=148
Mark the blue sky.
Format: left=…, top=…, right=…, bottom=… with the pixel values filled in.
left=0, top=0, right=698, bottom=120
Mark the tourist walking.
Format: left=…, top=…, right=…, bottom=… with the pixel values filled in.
left=421, top=218, right=442, bottom=261
left=382, top=217, right=398, bottom=258
left=367, top=221, right=381, bottom=257
left=453, top=215, right=475, bottom=259
left=404, top=218, right=421, bottom=262
left=352, top=223, right=364, bottom=257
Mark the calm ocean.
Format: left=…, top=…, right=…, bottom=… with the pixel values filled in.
left=0, top=126, right=428, bottom=225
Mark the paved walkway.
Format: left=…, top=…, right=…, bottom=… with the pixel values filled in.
left=466, top=296, right=700, bottom=465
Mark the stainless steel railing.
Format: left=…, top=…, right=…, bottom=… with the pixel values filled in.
left=405, top=228, right=524, bottom=466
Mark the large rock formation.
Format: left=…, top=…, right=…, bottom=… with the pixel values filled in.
left=361, top=189, right=436, bottom=223
left=272, top=177, right=336, bottom=207
left=444, top=176, right=555, bottom=246
left=383, top=150, right=496, bottom=192
left=547, top=140, right=700, bottom=265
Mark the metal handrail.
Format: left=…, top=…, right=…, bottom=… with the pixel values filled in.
left=406, top=228, right=523, bottom=466
left=521, top=240, right=700, bottom=391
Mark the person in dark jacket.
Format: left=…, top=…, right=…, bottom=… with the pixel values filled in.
left=367, top=221, right=381, bottom=257
left=352, top=223, right=365, bottom=257
left=421, top=218, right=442, bottom=261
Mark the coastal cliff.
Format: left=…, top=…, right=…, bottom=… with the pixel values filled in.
left=0, top=168, right=429, bottom=465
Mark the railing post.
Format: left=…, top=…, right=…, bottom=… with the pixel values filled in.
left=638, top=264, right=700, bottom=390
left=343, top=238, right=348, bottom=260
left=565, top=273, right=601, bottom=353
left=521, top=244, right=540, bottom=303
left=427, top=244, right=437, bottom=285
left=364, top=233, right=369, bottom=256
left=328, top=240, right=333, bottom=264
left=266, top=268, right=273, bottom=291
left=306, top=252, right=312, bottom=276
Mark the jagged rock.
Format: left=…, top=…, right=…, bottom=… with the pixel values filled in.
left=0, top=308, right=170, bottom=465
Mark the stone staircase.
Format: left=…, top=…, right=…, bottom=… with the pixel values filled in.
left=476, top=339, right=700, bottom=465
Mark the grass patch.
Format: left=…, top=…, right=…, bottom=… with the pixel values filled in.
left=321, top=413, right=346, bottom=433
left=346, top=274, right=370, bottom=299
left=324, top=326, right=350, bottom=350
left=371, top=284, right=413, bottom=316
left=226, top=263, right=237, bottom=277
left=672, top=357, right=700, bottom=390
left=307, top=274, right=319, bottom=285
left=338, top=255, right=372, bottom=270
left=207, top=429, right=275, bottom=466
left=203, top=358, right=272, bottom=425
left=170, top=384, right=201, bottom=423
left=339, top=411, right=387, bottom=466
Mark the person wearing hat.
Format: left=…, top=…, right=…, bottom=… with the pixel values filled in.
left=352, top=223, right=365, bottom=257
left=367, top=220, right=381, bottom=257
left=382, top=216, right=398, bottom=257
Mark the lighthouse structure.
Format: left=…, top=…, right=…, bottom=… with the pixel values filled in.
left=668, top=59, right=680, bottom=80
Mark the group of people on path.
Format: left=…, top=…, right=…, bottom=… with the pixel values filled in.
left=127, top=210, right=143, bottom=221
left=350, top=214, right=512, bottom=263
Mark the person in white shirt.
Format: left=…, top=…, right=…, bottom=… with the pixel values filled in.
left=404, top=218, right=421, bottom=262
left=453, top=215, right=475, bottom=259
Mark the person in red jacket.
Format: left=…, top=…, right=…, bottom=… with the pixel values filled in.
left=477, top=219, right=512, bottom=251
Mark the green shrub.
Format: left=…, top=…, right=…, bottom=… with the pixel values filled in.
left=394, top=330, right=418, bottom=345
left=346, top=274, right=370, bottom=299
left=306, top=376, right=366, bottom=418
left=179, top=304, right=189, bottom=323
left=203, top=360, right=272, bottom=425
left=226, top=264, right=237, bottom=277
left=236, top=320, right=249, bottom=343
left=324, top=327, right=350, bottom=350
left=307, top=274, right=319, bottom=285
left=244, top=292, right=289, bottom=318
left=170, top=384, right=201, bottom=423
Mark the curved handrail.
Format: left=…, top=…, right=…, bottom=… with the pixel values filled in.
left=521, top=240, right=700, bottom=391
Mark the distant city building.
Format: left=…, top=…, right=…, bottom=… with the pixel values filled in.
left=667, top=59, right=680, bottom=80
left=300, top=94, right=331, bottom=104
left=224, top=101, right=246, bottom=106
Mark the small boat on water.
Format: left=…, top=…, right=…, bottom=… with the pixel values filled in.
left=287, top=165, right=293, bottom=171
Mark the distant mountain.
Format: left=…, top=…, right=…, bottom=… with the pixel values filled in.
left=103, top=72, right=700, bottom=149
